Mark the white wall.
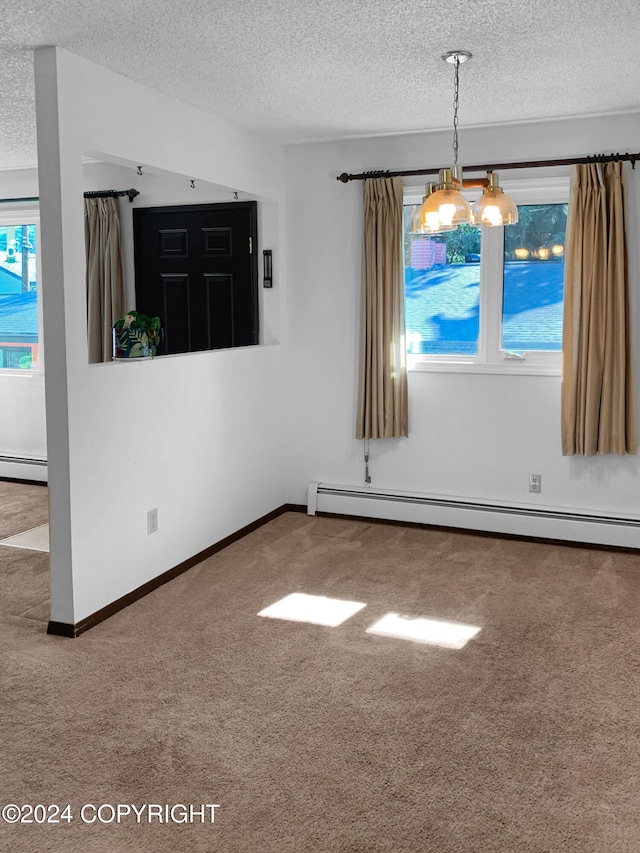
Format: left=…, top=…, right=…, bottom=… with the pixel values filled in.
left=35, top=47, right=286, bottom=624
left=284, top=113, right=640, bottom=520
left=0, top=167, right=47, bottom=480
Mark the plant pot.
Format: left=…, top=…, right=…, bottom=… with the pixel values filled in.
left=113, top=327, right=154, bottom=359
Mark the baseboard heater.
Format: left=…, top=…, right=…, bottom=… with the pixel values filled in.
left=0, top=455, right=46, bottom=467
left=0, top=455, right=48, bottom=483
left=307, top=482, right=640, bottom=549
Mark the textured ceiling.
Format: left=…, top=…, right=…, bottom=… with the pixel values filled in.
left=1, top=0, right=640, bottom=169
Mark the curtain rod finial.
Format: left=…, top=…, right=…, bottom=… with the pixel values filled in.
left=337, top=173, right=350, bottom=183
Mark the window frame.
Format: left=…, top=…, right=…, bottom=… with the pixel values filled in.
left=0, top=202, right=42, bottom=376
left=404, top=175, right=570, bottom=376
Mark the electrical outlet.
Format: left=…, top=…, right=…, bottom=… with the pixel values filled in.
left=147, top=507, right=158, bottom=535
left=529, top=474, right=542, bottom=494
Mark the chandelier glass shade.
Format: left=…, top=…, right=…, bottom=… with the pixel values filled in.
left=470, top=171, right=519, bottom=226
left=420, top=168, right=472, bottom=229
left=411, top=181, right=455, bottom=233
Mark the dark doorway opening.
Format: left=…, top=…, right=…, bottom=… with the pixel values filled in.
left=133, top=201, right=259, bottom=355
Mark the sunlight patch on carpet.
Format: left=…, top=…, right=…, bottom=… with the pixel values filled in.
left=258, top=592, right=366, bottom=627
left=0, top=523, right=50, bottom=552
left=366, top=613, right=481, bottom=649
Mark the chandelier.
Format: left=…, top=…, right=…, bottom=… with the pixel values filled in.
left=412, top=51, right=518, bottom=233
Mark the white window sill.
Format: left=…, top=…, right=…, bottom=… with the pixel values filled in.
left=407, top=356, right=561, bottom=376
left=0, top=369, right=43, bottom=378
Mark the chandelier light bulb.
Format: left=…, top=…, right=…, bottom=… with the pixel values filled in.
left=438, top=203, right=457, bottom=227
left=479, top=205, right=503, bottom=227
left=425, top=211, right=443, bottom=231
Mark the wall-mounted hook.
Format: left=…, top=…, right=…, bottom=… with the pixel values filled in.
left=190, top=180, right=195, bottom=189
left=137, top=166, right=143, bottom=176
left=233, top=192, right=239, bottom=200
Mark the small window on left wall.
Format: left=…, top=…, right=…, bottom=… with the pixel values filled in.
left=0, top=209, right=40, bottom=371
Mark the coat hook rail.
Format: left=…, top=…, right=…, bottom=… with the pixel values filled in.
left=337, top=152, right=640, bottom=183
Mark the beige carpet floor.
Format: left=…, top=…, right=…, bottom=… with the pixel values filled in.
left=0, top=479, right=49, bottom=539
left=2, top=482, right=640, bottom=851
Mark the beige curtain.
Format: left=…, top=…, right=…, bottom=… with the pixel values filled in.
left=561, top=162, right=636, bottom=455
left=356, top=177, right=408, bottom=439
left=85, top=197, right=125, bottom=363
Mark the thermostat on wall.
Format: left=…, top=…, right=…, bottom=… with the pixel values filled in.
left=263, top=249, right=273, bottom=288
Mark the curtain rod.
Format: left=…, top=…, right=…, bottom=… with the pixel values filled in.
left=84, top=188, right=140, bottom=202
left=0, top=189, right=140, bottom=204
left=336, top=152, right=640, bottom=183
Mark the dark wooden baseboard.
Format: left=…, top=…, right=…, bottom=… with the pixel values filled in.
left=46, top=621, right=75, bottom=638
left=0, top=477, right=48, bottom=487
left=47, top=503, right=307, bottom=639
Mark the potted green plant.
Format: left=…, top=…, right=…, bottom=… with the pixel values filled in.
left=113, top=311, right=164, bottom=359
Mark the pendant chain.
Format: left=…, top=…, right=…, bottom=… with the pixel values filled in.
left=452, top=56, right=460, bottom=166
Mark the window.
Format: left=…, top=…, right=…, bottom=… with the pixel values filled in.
left=404, top=177, right=569, bottom=374
left=501, top=204, right=566, bottom=354
left=0, top=208, right=41, bottom=372
left=0, top=346, right=34, bottom=369
left=404, top=216, right=481, bottom=356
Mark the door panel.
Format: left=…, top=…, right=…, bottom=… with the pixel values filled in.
left=160, top=274, right=190, bottom=354
left=133, top=202, right=258, bottom=355
left=205, top=274, right=234, bottom=349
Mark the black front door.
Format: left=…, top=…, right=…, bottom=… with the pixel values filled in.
left=133, top=201, right=258, bottom=355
